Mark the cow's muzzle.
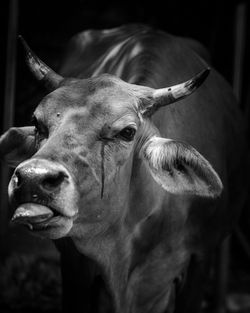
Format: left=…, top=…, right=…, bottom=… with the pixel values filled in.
left=8, top=158, right=78, bottom=237
left=12, top=158, right=69, bottom=194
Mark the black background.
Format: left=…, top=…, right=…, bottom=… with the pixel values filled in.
left=0, top=0, right=249, bottom=312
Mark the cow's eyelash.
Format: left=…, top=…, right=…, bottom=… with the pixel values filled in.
left=99, top=127, right=136, bottom=144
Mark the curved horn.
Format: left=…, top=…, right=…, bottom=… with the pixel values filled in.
left=141, top=68, right=210, bottom=116
left=19, top=35, right=63, bottom=91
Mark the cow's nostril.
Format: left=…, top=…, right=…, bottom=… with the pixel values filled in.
left=41, top=171, right=67, bottom=191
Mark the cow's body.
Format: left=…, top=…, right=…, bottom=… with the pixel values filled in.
left=56, top=25, right=246, bottom=312
left=1, top=25, right=247, bottom=313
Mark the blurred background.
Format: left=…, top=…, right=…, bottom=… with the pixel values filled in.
left=0, top=0, right=249, bottom=312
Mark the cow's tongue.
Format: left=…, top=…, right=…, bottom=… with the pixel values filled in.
left=11, top=203, right=54, bottom=227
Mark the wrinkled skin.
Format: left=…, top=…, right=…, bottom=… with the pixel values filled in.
left=1, top=25, right=247, bottom=313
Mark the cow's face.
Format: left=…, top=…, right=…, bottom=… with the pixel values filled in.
left=3, top=47, right=222, bottom=240
left=8, top=75, right=154, bottom=239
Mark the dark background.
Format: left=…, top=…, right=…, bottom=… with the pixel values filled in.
left=1, top=0, right=250, bottom=128
left=0, top=0, right=249, bottom=312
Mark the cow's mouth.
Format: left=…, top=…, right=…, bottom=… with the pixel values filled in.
left=11, top=203, right=64, bottom=231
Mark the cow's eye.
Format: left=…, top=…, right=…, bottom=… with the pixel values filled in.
left=116, top=126, right=136, bottom=141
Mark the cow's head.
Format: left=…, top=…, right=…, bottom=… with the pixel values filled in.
left=3, top=39, right=222, bottom=240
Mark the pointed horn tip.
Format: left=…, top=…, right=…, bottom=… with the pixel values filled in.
left=199, top=67, right=210, bottom=80
left=196, top=67, right=210, bottom=82
left=18, top=35, right=32, bottom=54
left=18, top=34, right=26, bottom=45
left=187, top=67, right=211, bottom=90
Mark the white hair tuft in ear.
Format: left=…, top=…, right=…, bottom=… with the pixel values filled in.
left=142, top=136, right=223, bottom=198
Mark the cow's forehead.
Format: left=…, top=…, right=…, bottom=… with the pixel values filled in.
left=35, top=74, right=141, bottom=122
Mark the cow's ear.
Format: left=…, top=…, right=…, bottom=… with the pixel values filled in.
left=142, top=137, right=223, bottom=198
left=0, top=127, right=36, bottom=167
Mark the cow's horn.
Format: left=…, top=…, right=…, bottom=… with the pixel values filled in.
left=19, top=35, right=63, bottom=91
left=142, top=68, right=210, bottom=116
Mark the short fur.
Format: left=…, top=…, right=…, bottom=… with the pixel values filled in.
left=0, top=24, right=247, bottom=313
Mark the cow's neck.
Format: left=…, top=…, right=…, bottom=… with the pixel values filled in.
left=74, top=210, right=170, bottom=313
left=71, top=166, right=174, bottom=313
left=72, top=219, right=131, bottom=311
left=72, top=211, right=182, bottom=313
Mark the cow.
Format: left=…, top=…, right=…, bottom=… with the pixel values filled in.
left=0, top=24, right=247, bottom=313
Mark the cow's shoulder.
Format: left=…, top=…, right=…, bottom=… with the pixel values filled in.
left=59, top=24, right=202, bottom=83
left=59, top=24, right=157, bottom=78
